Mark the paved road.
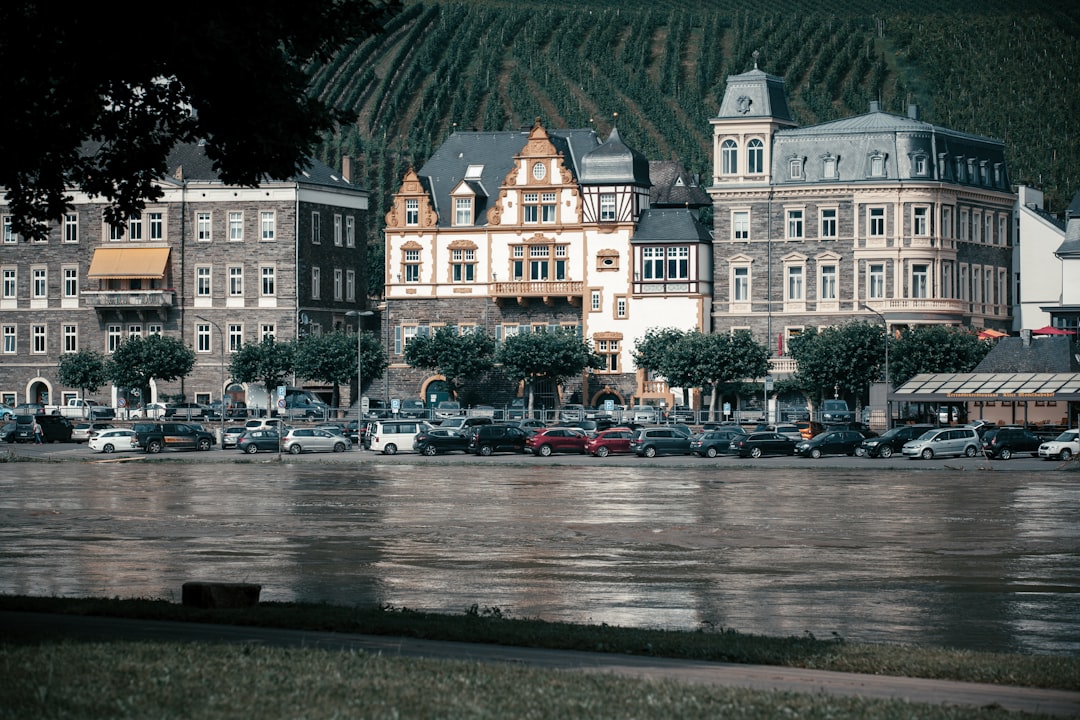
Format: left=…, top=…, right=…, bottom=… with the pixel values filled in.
left=2, top=610, right=1077, bottom=717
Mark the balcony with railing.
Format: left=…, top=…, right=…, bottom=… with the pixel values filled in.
left=768, top=357, right=798, bottom=375
left=84, top=289, right=175, bottom=320
left=491, top=280, right=584, bottom=307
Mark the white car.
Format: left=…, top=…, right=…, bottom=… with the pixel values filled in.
left=72, top=421, right=114, bottom=443
left=130, top=403, right=167, bottom=419
left=1038, top=429, right=1079, bottom=461
left=87, top=428, right=139, bottom=454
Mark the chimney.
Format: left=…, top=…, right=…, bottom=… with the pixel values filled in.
left=1021, top=329, right=1031, bottom=347
left=342, top=156, right=352, bottom=183
left=907, top=104, right=919, bottom=120
left=869, top=100, right=881, bottom=113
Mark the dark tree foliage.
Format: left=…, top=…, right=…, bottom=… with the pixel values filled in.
left=0, top=1, right=402, bottom=238
left=497, top=329, right=602, bottom=412
left=404, top=326, right=496, bottom=394
left=788, top=323, right=884, bottom=408
left=107, top=335, right=196, bottom=404
left=888, top=326, right=992, bottom=386
left=229, top=338, right=296, bottom=400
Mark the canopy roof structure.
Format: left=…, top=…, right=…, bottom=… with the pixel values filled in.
left=892, top=373, right=1080, bottom=402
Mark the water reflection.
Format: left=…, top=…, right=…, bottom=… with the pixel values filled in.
left=0, top=462, right=1076, bottom=655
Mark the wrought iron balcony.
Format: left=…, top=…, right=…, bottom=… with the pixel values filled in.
left=491, top=280, right=584, bottom=307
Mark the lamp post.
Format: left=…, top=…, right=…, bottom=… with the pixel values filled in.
left=860, top=304, right=890, bottom=427
left=347, top=310, right=375, bottom=447
left=195, top=315, right=225, bottom=448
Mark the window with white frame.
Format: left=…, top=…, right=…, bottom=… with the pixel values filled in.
left=913, top=206, right=929, bottom=236
left=511, top=245, right=524, bottom=280
left=868, top=263, right=885, bottom=299
left=405, top=199, right=419, bottom=226
left=941, top=262, right=953, bottom=299
left=261, top=266, right=275, bottom=296
left=31, top=324, right=46, bottom=354
left=972, top=212, right=981, bottom=243
left=2, top=216, right=15, bottom=244
left=819, top=265, right=837, bottom=301
left=999, top=216, right=1007, bottom=246
left=960, top=265, right=969, bottom=301
left=196, top=266, right=211, bottom=297
left=959, top=209, right=968, bottom=241
left=454, top=197, right=472, bottom=226
left=721, top=139, right=738, bottom=174
left=404, top=249, right=420, bottom=283
left=820, top=208, right=837, bottom=239
left=449, top=247, right=475, bottom=283
left=786, top=265, right=804, bottom=301
left=346, top=216, right=356, bottom=247
left=334, top=268, right=343, bottom=301
left=642, top=247, right=663, bottom=279
left=786, top=209, right=804, bottom=239
left=596, top=338, right=620, bottom=373
left=615, top=296, right=627, bottom=318
left=591, top=290, right=601, bottom=312
left=868, top=207, right=886, bottom=237
left=63, top=267, right=78, bottom=298
left=346, top=270, right=356, bottom=302
left=2, top=268, right=15, bottom=298
left=109, top=222, right=125, bottom=241
left=260, top=212, right=275, bottom=241
left=732, top=266, right=750, bottom=302
left=197, top=212, right=211, bottom=241
left=127, top=324, right=142, bottom=339
left=196, top=323, right=211, bottom=352
left=311, top=267, right=321, bottom=299
left=149, top=211, right=163, bottom=240
left=127, top=214, right=143, bottom=241
left=732, top=210, right=750, bottom=240
left=942, top=207, right=953, bottom=238
left=32, top=268, right=46, bottom=298
left=229, top=211, right=243, bottom=241
left=822, top=154, right=837, bottom=178
left=985, top=215, right=994, bottom=245
left=600, top=193, right=616, bottom=221
left=747, top=139, right=764, bottom=174
left=334, top=214, right=343, bottom=246
left=261, top=324, right=276, bottom=341
left=667, top=246, right=689, bottom=280
left=311, top=212, right=321, bottom=244
left=229, top=266, right=243, bottom=296
left=523, top=193, right=539, bottom=224
left=529, top=244, right=550, bottom=280
left=541, top=193, right=556, bottom=223
left=869, top=152, right=886, bottom=177
left=147, top=324, right=162, bottom=336
left=107, top=324, right=122, bottom=352
left=64, top=214, right=78, bottom=243
left=2, top=325, right=15, bottom=353
left=912, top=263, right=929, bottom=298
left=228, top=324, right=243, bottom=352
left=789, top=157, right=803, bottom=179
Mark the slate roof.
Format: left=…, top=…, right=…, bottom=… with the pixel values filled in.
left=716, top=67, right=794, bottom=123
left=152, top=141, right=354, bottom=189
left=630, top=208, right=713, bottom=244
left=973, top=336, right=1080, bottom=373
left=416, top=128, right=601, bottom=228
left=649, top=161, right=710, bottom=208
left=578, top=127, right=651, bottom=186
left=1058, top=190, right=1080, bottom=258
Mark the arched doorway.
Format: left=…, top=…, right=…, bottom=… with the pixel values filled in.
left=590, top=389, right=624, bottom=408
left=26, top=378, right=51, bottom=407
left=421, top=378, right=451, bottom=407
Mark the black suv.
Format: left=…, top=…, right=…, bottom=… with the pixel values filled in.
left=858, top=424, right=935, bottom=458
left=134, top=422, right=216, bottom=453
left=12, top=414, right=74, bottom=443
left=467, top=424, right=528, bottom=455
left=982, top=427, right=1042, bottom=460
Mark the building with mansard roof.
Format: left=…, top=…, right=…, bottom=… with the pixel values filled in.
left=0, top=142, right=370, bottom=414
left=380, top=120, right=712, bottom=411
left=709, top=63, right=1015, bottom=368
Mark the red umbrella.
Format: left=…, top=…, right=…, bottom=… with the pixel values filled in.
left=1031, top=325, right=1075, bottom=335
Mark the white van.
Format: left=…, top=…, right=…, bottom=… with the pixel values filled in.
left=368, top=419, right=431, bottom=454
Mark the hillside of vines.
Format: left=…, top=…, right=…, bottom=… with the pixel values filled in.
left=307, top=0, right=1080, bottom=295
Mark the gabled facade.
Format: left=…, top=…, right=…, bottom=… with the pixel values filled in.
left=1012, top=185, right=1066, bottom=332
left=382, top=120, right=712, bottom=409
left=0, top=143, right=370, bottom=412
left=709, top=64, right=1015, bottom=359
left=1044, top=190, right=1080, bottom=333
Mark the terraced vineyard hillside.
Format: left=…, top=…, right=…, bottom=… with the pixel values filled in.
left=306, top=0, right=1080, bottom=295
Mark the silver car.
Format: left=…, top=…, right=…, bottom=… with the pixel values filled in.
left=902, top=427, right=980, bottom=460
left=281, top=427, right=351, bottom=454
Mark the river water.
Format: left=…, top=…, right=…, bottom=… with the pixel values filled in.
left=1, top=461, right=1077, bottom=655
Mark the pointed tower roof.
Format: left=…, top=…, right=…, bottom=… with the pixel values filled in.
left=715, top=54, right=794, bottom=123
left=578, top=126, right=651, bottom=186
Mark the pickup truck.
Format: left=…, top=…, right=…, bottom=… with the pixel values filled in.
left=820, top=399, right=854, bottom=425
left=45, top=398, right=115, bottom=420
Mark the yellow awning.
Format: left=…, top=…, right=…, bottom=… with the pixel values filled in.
left=87, top=247, right=170, bottom=279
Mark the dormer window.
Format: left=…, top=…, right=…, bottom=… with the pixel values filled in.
left=867, top=151, right=887, bottom=178
left=405, top=198, right=419, bottom=226
left=465, top=165, right=484, bottom=180
left=788, top=156, right=803, bottom=180
left=955, top=157, right=965, bottom=182
left=454, top=197, right=473, bottom=226
left=911, top=152, right=929, bottom=177
left=822, top=154, right=837, bottom=179
left=979, top=161, right=989, bottom=186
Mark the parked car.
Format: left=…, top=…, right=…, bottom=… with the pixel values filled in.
left=827, top=421, right=878, bottom=437
left=130, top=402, right=168, bottom=419
left=795, top=420, right=825, bottom=440
left=236, top=429, right=280, bottom=454
left=731, top=432, right=796, bottom=458
left=902, top=427, right=980, bottom=460
left=438, top=416, right=493, bottom=434
left=631, top=405, right=662, bottom=424
left=221, top=425, right=248, bottom=449
left=1038, top=429, right=1079, bottom=461
left=583, top=427, right=636, bottom=457
left=87, top=428, right=139, bottom=454
left=690, top=428, right=745, bottom=457
left=0, top=403, right=15, bottom=420
left=858, top=424, right=936, bottom=458
left=768, top=423, right=804, bottom=442
left=165, top=402, right=207, bottom=420
left=981, top=427, right=1042, bottom=460
left=134, top=422, right=216, bottom=453
left=398, top=399, right=427, bottom=418
left=1, top=421, right=15, bottom=443
left=795, top=429, right=867, bottom=458
left=502, top=418, right=547, bottom=435
left=412, top=427, right=471, bottom=456
left=281, top=397, right=331, bottom=420
left=367, top=419, right=430, bottom=454
left=629, top=427, right=692, bottom=457
left=71, top=421, right=113, bottom=443
left=525, top=427, right=588, bottom=456
left=434, top=401, right=463, bottom=420
left=467, top=424, right=529, bottom=455
left=12, top=414, right=74, bottom=443
left=669, top=405, right=695, bottom=423
left=821, top=399, right=854, bottom=424
left=559, top=404, right=585, bottom=422
left=282, top=427, right=350, bottom=454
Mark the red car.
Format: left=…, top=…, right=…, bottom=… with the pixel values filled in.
left=583, top=427, right=636, bottom=457
left=525, top=427, right=588, bottom=456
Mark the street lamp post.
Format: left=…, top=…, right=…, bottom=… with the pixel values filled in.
left=860, top=304, right=890, bottom=427
left=195, top=315, right=225, bottom=448
left=347, top=310, right=375, bottom=449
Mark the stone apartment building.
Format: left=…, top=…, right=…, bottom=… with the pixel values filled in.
left=709, top=63, right=1015, bottom=359
left=379, top=120, right=712, bottom=410
left=0, top=142, right=370, bottom=412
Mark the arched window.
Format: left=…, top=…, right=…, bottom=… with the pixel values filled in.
left=721, top=139, right=738, bottom=175
left=747, top=139, right=764, bottom=174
